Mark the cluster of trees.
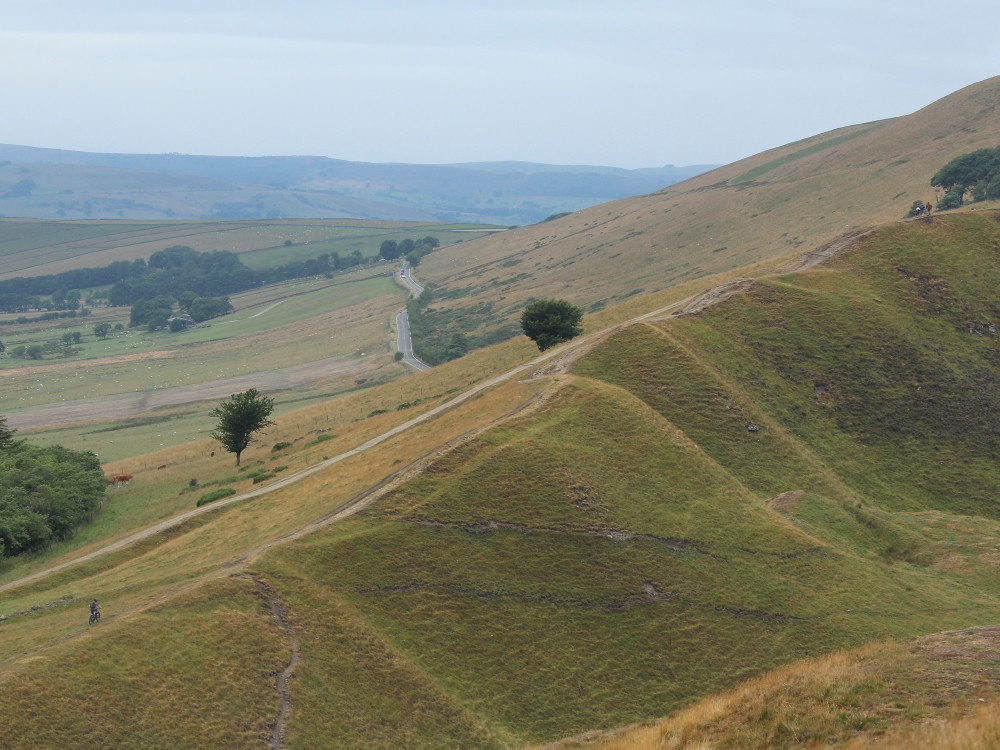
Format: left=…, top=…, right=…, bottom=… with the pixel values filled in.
left=379, top=236, right=440, bottom=265
left=0, top=245, right=360, bottom=314
left=109, top=246, right=257, bottom=306
left=0, top=258, right=150, bottom=301
left=931, top=147, right=1000, bottom=210
left=0, top=417, right=106, bottom=559
left=129, top=292, right=233, bottom=331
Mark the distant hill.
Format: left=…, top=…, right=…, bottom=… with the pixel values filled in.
left=0, top=144, right=714, bottom=225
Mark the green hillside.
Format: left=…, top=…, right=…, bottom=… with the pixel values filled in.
left=5, top=213, right=1000, bottom=747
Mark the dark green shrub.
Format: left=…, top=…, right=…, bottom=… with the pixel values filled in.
left=195, top=487, right=236, bottom=507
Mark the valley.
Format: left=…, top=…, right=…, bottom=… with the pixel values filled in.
left=2, top=76, right=1000, bottom=749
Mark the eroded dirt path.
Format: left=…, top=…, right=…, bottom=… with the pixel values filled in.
left=242, top=574, right=299, bottom=750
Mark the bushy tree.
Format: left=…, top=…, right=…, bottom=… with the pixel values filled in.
left=129, top=295, right=174, bottom=330
left=930, top=146, right=1000, bottom=209
left=0, top=436, right=105, bottom=558
left=188, top=296, right=233, bottom=322
left=0, top=415, right=22, bottom=451
left=379, top=240, right=401, bottom=260
left=209, top=388, right=276, bottom=466
left=520, top=299, right=584, bottom=351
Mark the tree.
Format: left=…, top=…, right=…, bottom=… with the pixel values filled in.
left=188, top=296, right=233, bottom=322
left=379, top=240, right=400, bottom=261
left=209, top=388, right=276, bottom=466
left=93, top=322, right=112, bottom=340
left=0, top=415, right=23, bottom=451
left=520, top=299, right=584, bottom=351
left=129, top=295, right=174, bottom=330
left=930, top=146, right=1000, bottom=209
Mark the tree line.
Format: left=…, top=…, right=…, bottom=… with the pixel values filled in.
left=0, top=244, right=383, bottom=313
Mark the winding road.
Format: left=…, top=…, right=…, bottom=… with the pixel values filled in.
left=395, top=261, right=431, bottom=371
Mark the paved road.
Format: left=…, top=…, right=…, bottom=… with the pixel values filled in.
left=395, top=309, right=430, bottom=371
left=399, top=260, right=424, bottom=297
left=396, top=262, right=430, bottom=371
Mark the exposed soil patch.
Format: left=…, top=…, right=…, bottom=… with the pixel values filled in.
left=768, top=490, right=806, bottom=513
left=787, top=226, right=875, bottom=272
left=673, top=278, right=755, bottom=317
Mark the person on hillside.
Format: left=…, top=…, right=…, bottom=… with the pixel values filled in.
left=925, top=202, right=933, bottom=215
left=89, top=599, right=100, bottom=624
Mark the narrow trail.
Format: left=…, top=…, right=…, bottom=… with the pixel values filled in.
left=242, top=574, right=299, bottom=750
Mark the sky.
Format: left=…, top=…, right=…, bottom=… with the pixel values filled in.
left=3, top=1, right=999, bottom=169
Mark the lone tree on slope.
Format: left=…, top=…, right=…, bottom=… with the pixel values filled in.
left=209, top=388, right=276, bottom=466
left=520, top=299, right=584, bottom=351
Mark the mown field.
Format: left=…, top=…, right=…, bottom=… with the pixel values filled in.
left=4, top=213, right=1000, bottom=748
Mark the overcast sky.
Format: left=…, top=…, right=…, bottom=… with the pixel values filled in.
left=3, top=1, right=998, bottom=169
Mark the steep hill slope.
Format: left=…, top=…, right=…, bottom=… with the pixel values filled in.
left=409, top=75, right=1000, bottom=351
left=4, top=213, right=1000, bottom=747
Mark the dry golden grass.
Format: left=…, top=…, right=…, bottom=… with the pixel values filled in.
left=540, top=626, right=1000, bottom=750
left=0, top=346, right=549, bottom=663
left=414, top=77, right=1000, bottom=348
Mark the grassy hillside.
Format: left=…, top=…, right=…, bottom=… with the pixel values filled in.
left=545, top=628, right=1000, bottom=749
left=408, top=76, right=1000, bottom=353
left=4, top=213, right=1000, bottom=747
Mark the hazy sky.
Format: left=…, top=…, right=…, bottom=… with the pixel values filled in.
left=3, top=1, right=998, bottom=168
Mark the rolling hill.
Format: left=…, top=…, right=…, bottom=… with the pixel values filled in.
left=2, top=76, right=1000, bottom=748
left=0, top=144, right=711, bottom=225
